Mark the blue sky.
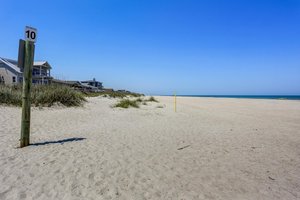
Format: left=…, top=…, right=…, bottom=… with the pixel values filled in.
left=0, top=0, right=299, bottom=95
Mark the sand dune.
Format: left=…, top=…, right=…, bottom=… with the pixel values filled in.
left=0, top=96, right=300, bottom=199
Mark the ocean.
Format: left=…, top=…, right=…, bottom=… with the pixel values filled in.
left=175, top=95, right=300, bottom=100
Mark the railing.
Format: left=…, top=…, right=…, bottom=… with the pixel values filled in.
left=32, top=71, right=50, bottom=77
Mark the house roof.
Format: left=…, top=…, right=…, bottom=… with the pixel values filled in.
left=52, top=79, right=97, bottom=89
left=34, top=61, right=52, bottom=69
left=66, top=81, right=81, bottom=85
left=81, top=80, right=103, bottom=83
left=0, top=57, right=22, bottom=74
left=80, top=82, right=99, bottom=89
left=0, top=57, right=52, bottom=72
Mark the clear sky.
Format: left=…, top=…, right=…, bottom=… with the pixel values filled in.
left=0, top=0, right=299, bottom=95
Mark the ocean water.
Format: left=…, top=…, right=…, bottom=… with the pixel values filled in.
left=176, top=95, right=300, bottom=100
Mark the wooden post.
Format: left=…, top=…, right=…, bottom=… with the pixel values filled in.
left=18, top=39, right=25, bottom=70
left=20, top=41, right=35, bottom=148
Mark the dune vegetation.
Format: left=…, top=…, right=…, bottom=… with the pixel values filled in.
left=83, top=90, right=144, bottom=98
left=0, top=84, right=86, bottom=107
left=0, top=84, right=154, bottom=109
left=114, top=96, right=159, bottom=109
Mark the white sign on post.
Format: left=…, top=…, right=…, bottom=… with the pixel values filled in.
left=25, top=26, right=37, bottom=43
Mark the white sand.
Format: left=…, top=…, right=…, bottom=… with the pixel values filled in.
left=0, top=96, right=300, bottom=200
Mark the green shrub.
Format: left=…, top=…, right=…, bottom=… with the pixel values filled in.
left=83, top=91, right=144, bottom=98
left=0, top=85, right=22, bottom=106
left=114, top=99, right=139, bottom=108
left=0, top=84, right=86, bottom=107
left=146, top=96, right=158, bottom=102
left=83, top=92, right=101, bottom=97
left=32, top=85, right=86, bottom=107
left=136, top=97, right=143, bottom=102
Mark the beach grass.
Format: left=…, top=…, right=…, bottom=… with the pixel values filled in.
left=84, top=91, right=144, bottom=98
left=0, top=85, right=22, bottom=106
left=114, top=99, right=140, bottom=108
left=0, top=84, right=86, bottom=107
left=114, top=96, right=160, bottom=109
left=135, top=97, right=143, bottom=102
left=146, top=96, right=159, bottom=102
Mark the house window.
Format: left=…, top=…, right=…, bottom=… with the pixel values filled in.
left=12, top=76, right=16, bottom=83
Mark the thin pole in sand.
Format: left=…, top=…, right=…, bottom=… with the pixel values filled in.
left=20, top=26, right=37, bottom=148
left=174, top=92, right=177, bottom=112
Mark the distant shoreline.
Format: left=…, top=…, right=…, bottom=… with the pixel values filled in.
left=162, top=95, right=300, bottom=100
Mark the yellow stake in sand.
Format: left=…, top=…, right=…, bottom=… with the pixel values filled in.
left=174, top=92, right=177, bottom=112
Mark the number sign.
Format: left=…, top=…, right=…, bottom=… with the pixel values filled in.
left=25, top=26, right=37, bottom=43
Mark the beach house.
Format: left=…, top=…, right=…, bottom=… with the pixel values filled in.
left=0, top=58, right=22, bottom=85
left=52, top=78, right=103, bottom=92
left=32, top=61, right=52, bottom=84
left=81, top=78, right=103, bottom=90
left=0, top=57, right=52, bottom=85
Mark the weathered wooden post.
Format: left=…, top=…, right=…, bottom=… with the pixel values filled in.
left=20, top=26, right=37, bottom=148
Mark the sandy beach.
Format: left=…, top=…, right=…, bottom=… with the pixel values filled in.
left=0, top=96, right=299, bottom=200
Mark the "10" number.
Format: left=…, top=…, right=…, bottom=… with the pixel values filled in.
left=25, top=26, right=37, bottom=42
left=26, top=30, right=36, bottom=40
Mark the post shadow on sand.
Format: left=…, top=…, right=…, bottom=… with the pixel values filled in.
left=30, top=137, right=86, bottom=146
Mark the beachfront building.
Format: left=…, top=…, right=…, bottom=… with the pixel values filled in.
left=0, top=57, right=53, bottom=85
left=32, top=61, right=52, bottom=84
left=52, top=79, right=103, bottom=92
left=81, top=78, right=103, bottom=89
left=0, top=58, right=22, bottom=85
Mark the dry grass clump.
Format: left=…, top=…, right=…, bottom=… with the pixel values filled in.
left=146, top=96, right=158, bottom=102
left=84, top=91, right=144, bottom=98
left=114, top=96, right=160, bottom=109
left=114, top=99, right=139, bottom=108
left=0, top=84, right=86, bottom=107
left=0, top=85, right=22, bottom=106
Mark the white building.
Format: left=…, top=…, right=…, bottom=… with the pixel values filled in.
left=0, top=57, right=52, bottom=85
